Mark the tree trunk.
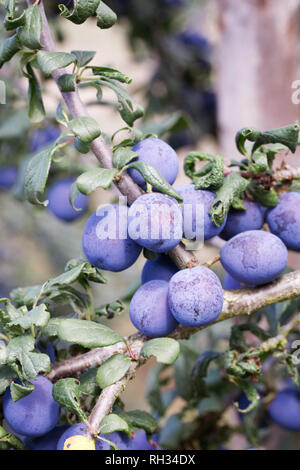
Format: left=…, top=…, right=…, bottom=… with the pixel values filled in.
left=217, top=0, right=300, bottom=160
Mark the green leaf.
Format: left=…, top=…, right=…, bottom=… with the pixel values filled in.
left=95, top=300, right=124, bottom=319
left=4, top=10, right=26, bottom=31
left=36, top=51, right=76, bottom=76
left=113, top=147, right=138, bottom=169
left=10, top=285, right=42, bottom=308
left=76, top=168, right=117, bottom=195
left=68, top=116, right=101, bottom=143
left=79, top=368, right=100, bottom=396
left=52, top=378, right=86, bottom=421
left=59, top=0, right=100, bottom=25
left=0, top=366, right=17, bottom=394
left=0, top=34, right=21, bottom=68
left=47, top=263, right=87, bottom=288
left=96, top=77, right=143, bottom=126
left=232, top=378, right=260, bottom=414
left=190, top=351, right=221, bottom=399
left=209, top=173, right=250, bottom=226
left=140, top=112, right=190, bottom=137
left=248, top=183, right=278, bottom=208
left=249, top=153, right=268, bottom=174
left=11, top=304, right=50, bottom=330
left=159, top=414, right=182, bottom=450
left=184, top=152, right=224, bottom=190
left=96, top=1, right=117, bottom=29
left=17, top=5, right=42, bottom=50
left=6, top=335, right=51, bottom=380
left=141, top=338, right=180, bottom=365
left=58, top=319, right=123, bottom=348
left=99, top=414, right=129, bottom=434
left=252, top=122, right=300, bottom=154
left=235, top=127, right=261, bottom=157
left=127, top=161, right=183, bottom=201
left=41, top=318, right=64, bottom=338
left=90, top=66, right=131, bottom=84
left=24, top=143, right=56, bottom=206
left=96, top=354, right=131, bottom=389
left=73, top=137, right=91, bottom=154
left=71, top=50, right=96, bottom=67
left=119, top=410, right=157, bottom=434
left=26, top=63, right=45, bottom=123
left=57, top=73, right=76, bottom=92
left=10, top=381, right=34, bottom=401
left=56, top=103, right=69, bottom=127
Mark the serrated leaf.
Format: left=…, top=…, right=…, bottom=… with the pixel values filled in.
left=113, top=147, right=138, bottom=169
left=141, top=338, right=180, bottom=365
left=58, top=319, right=123, bottom=348
left=71, top=50, right=96, bottom=67
left=184, top=152, right=224, bottom=190
left=96, top=354, right=131, bottom=389
left=57, top=73, right=76, bottom=92
left=68, top=116, right=101, bottom=143
left=36, top=51, right=76, bottom=76
left=52, top=378, right=86, bottom=421
left=76, top=168, right=117, bottom=195
left=59, top=0, right=100, bottom=25
left=96, top=1, right=117, bottom=29
left=21, top=351, right=51, bottom=380
left=17, top=5, right=42, bottom=50
left=99, top=414, right=129, bottom=434
left=24, top=143, right=56, bottom=205
left=10, top=285, right=42, bottom=308
left=127, top=161, right=183, bottom=201
left=209, top=173, right=250, bottom=226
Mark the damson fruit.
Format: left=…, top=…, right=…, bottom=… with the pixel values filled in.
left=82, top=205, right=142, bottom=272
left=57, top=423, right=133, bottom=450
left=24, top=425, right=70, bottom=451
left=223, top=273, right=244, bottom=290
left=268, top=389, right=300, bottom=431
left=175, top=184, right=227, bottom=240
left=141, top=255, right=178, bottom=284
left=266, top=192, right=300, bottom=251
left=168, top=267, right=223, bottom=327
left=129, top=280, right=178, bottom=337
left=128, top=193, right=183, bottom=253
left=0, top=166, right=17, bottom=190
left=133, top=430, right=159, bottom=450
left=128, top=137, right=179, bottom=190
left=220, top=199, right=264, bottom=241
left=47, top=178, right=88, bottom=222
left=3, top=375, right=60, bottom=437
left=220, top=230, right=288, bottom=286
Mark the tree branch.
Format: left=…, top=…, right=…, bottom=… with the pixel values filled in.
left=32, top=1, right=300, bottom=440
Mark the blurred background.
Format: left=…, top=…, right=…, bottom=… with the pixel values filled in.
left=1, top=0, right=300, bottom=449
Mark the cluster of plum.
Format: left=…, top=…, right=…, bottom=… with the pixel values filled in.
left=2, top=375, right=158, bottom=450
